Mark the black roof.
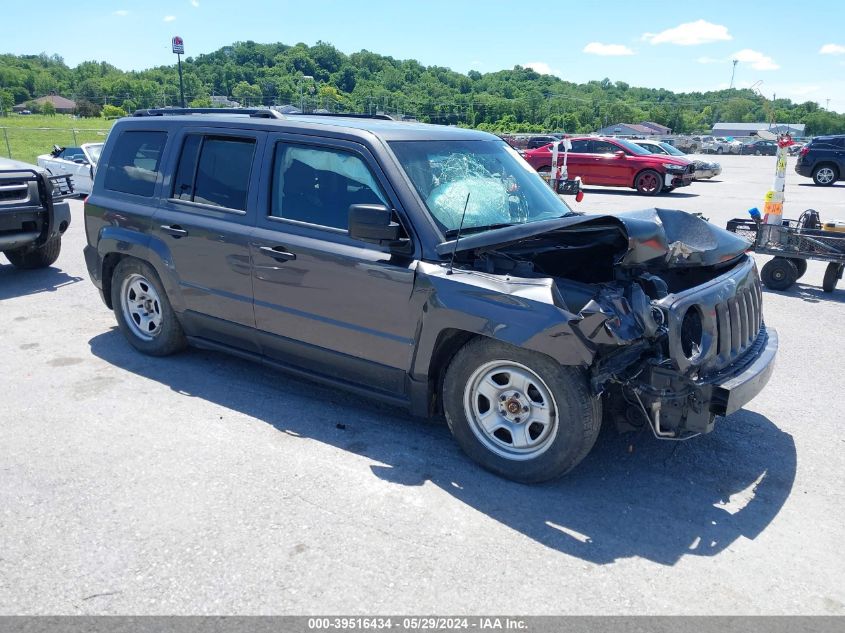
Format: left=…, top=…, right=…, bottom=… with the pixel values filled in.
left=122, top=110, right=497, bottom=143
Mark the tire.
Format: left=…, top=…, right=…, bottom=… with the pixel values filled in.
left=812, top=164, right=838, bottom=186
left=822, top=263, right=843, bottom=293
left=787, top=258, right=808, bottom=280
left=754, top=150, right=761, bottom=156
left=716, top=147, right=723, bottom=155
left=110, top=258, right=187, bottom=356
left=4, top=237, right=62, bottom=269
left=761, top=257, right=798, bottom=291
left=442, top=338, right=602, bottom=483
left=635, top=169, right=663, bottom=196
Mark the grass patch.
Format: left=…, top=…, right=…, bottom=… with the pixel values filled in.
left=0, top=114, right=114, bottom=164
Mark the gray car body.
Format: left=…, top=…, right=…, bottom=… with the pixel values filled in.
left=0, top=157, right=72, bottom=252
left=83, top=113, right=776, bottom=432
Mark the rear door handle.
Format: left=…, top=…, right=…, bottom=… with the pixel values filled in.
left=160, top=224, right=189, bottom=238
left=259, top=245, right=297, bottom=262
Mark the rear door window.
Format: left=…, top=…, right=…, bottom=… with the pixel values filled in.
left=591, top=141, right=618, bottom=154
left=104, top=131, right=167, bottom=197
left=171, top=135, right=256, bottom=211
left=569, top=140, right=590, bottom=153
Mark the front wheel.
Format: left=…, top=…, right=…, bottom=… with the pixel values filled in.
left=111, top=258, right=187, bottom=356
left=4, top=237, right=62, bottom=269
left=761, top=257, right=798, bottom=291
left=442, top=338, right=601, bottom=483
left=635, top=170, right=663, bottom=196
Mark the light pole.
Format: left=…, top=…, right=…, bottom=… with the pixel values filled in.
left=298, top=75, right=314, bottom=112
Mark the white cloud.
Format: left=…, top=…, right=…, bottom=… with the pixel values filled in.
left=524, top=62, right=561, bottom=76
left=113, top=9, right=128, bottom=16
left=163, top=15, right=176, bottom=22
left=582, top=42, right=635, bottom=56
left=733, top=49, right=779, bottom=71
left=190, top=0, right=200, bottom=6
left=820, top=43, right=845, bottom=55
left=642, top=20, right=732, bottom=46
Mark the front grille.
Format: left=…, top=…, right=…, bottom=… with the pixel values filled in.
left=712, top=277, right=763, bottom=370
left=0, top=182, right=29, bottom=203
left=658, top=256, right=765, bottom=376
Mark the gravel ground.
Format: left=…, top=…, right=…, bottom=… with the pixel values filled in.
left=1, top=154, right=844, bottom=615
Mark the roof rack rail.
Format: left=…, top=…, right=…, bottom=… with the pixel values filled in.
left=286, top=112, right=396, bottom=121
left=132, top=108, right=284, bottom=119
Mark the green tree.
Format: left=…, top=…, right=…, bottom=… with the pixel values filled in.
left=42, top=100, right=56, bottom=116
left=102, top=104, right=126, bottom=118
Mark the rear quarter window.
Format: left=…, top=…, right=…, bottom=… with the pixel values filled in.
left=103, top=130, right=167, bottom=197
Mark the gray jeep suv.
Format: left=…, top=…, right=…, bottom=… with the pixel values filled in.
left=83, top=109, right=777, bottom=482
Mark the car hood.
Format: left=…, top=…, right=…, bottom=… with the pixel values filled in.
left=0, top=157, right=45, bottom=173
left=436, top=208, right=749, bottom=268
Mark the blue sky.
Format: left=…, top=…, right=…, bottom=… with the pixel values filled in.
left=4, top=0, right=845, bottom=112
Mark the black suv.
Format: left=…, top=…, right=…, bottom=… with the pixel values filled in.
left=795, top=135, right=845, bottom=185
left=84, top=108, right=778, bottom=482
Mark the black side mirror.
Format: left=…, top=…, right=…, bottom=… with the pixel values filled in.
left=348, top=204, right=403, bottom=245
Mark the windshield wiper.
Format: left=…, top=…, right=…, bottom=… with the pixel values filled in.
left=444, top=222, right=516, bottom=237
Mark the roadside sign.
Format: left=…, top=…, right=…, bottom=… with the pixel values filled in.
left=172, top=36, right=184, bottom=55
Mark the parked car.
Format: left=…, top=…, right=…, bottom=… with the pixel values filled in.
left=670, top=136, right=701, bottom=153
left=0, top=156, right=73, bottom=268
left=632, top=139, right=722, bottom=180
left=522, top=136, right=695, bottom=195
left=704, top=137, right=736, bottom=155
left=84, top=108, right=777, bottom=483
left=525, top=134, right=562, bottom=149
left=36, top=143, right=103, bottom=195
left=740, top=140, right=778, bottom=156
left=795, top=135, right=845, bottom=186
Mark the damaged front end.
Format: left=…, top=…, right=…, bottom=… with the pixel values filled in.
left=440, top=208, right=778, bottom=439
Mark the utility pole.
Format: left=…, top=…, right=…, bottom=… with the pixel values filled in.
left=729, top=59, right=738, bottom=89
left=298, top=75, right=314, bottom=112
left=172, top=36, right=186, bottom=107
left=826, top=98, right=831, bottom=110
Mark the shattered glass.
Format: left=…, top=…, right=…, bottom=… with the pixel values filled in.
left=390, top=139, right=572, bottom=233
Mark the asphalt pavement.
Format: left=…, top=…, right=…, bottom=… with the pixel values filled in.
left=1, top=154, right=843, bottom=614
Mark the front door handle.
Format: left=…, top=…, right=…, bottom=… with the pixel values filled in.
left=160, top=224, right=189, bottom=238
left=259, top=245, right=297, bottom=262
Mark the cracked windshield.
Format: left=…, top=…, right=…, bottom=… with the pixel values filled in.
left=390, top=139, right=573, bottom=235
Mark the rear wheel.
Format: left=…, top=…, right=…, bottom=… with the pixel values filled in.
left=812, top=165, right=838, bottom=186
left=442, top=338, right=601, bottom=483
left=761, top=257, right=798, bottom=291
left=4, top=237, right=62, bottom=269
left=635, top=169, right=662, bottom=196
left=823, top=263, right=843, bottom=293
left=111, top=258, right=187, bottom=356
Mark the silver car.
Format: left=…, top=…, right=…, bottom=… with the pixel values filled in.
left=633, top=139, right=722, bottom=180
left=36, top=142, right=103, bottom=195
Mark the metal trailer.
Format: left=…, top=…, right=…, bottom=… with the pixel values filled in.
left=726, top=212, right=845, bottom=292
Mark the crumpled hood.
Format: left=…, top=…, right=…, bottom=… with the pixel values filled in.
left=436, top=208, right=750, bottom=268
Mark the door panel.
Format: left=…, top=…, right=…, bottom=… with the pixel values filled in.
left=251, top=135, right=417, bottom=395
left=151, top=129, right=263, bottom=348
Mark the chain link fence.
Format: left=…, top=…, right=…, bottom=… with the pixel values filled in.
left=1, top=127, right=111, bottom=165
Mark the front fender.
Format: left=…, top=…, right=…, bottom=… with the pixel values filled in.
left=409, top=263, right=596, bottom=384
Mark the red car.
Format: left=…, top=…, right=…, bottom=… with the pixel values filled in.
left=523, top=136, right=695, bottom=195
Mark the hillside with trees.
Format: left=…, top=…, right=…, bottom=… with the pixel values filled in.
left=2, top=41, right=844, bottom=135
